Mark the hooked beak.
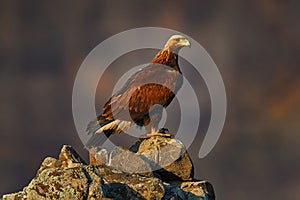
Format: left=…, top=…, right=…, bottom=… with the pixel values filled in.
left=179, top=38, right=191, bottom=47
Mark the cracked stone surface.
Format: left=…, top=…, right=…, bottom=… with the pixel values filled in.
left=135, top=136, right=194, bottom=181
left=3, top=138, right=215, bottom=200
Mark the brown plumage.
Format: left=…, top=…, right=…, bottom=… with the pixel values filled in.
left=86, top=35, right=190, bottom=148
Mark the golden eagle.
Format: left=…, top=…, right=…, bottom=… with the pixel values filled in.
left=86, top=35, right=190, bottom=147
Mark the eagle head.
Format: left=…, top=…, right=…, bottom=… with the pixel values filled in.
left=164, top=34, right=191, bottom=53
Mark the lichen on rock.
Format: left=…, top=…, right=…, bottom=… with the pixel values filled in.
left=134, top=136, right=194, bottom=181
left=3, top=137, right=215, bottom=200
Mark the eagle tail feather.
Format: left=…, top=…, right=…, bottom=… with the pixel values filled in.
left=96, top=119, right=131, bottom=134
left=85, top=117, right=131, bottom=148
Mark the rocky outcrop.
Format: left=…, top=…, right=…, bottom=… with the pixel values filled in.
left=135, top=136, right=194, bottom=181
left=3, top=136, right=215, bottom=200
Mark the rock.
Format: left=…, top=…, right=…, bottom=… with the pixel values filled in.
left=163, top=181, right=215, bottom=200
left=59, top=145, right=86, bottom=168
left=3, top=142, right=215, bottom=200
left=180, top=181, right=215, bottom=200
left=4, top=166, right=103, bottom=199
left=89, top=146, right=108, bottom=166
left=3, top=191, right=25, bottom=200
left=29, top=167, right=102, bottom=199
left=135, top=136, right=194, bottom=181
left=108, top=146, right=153, bottom=177
left=94, top=165, right=164, bottom=199
left=37, top=157, right=62, bottom=175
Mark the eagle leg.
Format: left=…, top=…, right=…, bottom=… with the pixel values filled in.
left=141, top=127, right=173, bottom=138
left=142, top=132, right=173, bottom=138
left=141, top=105, right=173, bottom=138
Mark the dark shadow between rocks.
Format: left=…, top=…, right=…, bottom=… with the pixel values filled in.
left=103, top=183, right=146, bottom=200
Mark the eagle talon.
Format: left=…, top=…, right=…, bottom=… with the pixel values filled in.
left=140, top=132, right=173, bottom=139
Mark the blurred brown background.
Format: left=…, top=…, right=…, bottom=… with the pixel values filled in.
left=0, top=0, right=299, bottom=199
